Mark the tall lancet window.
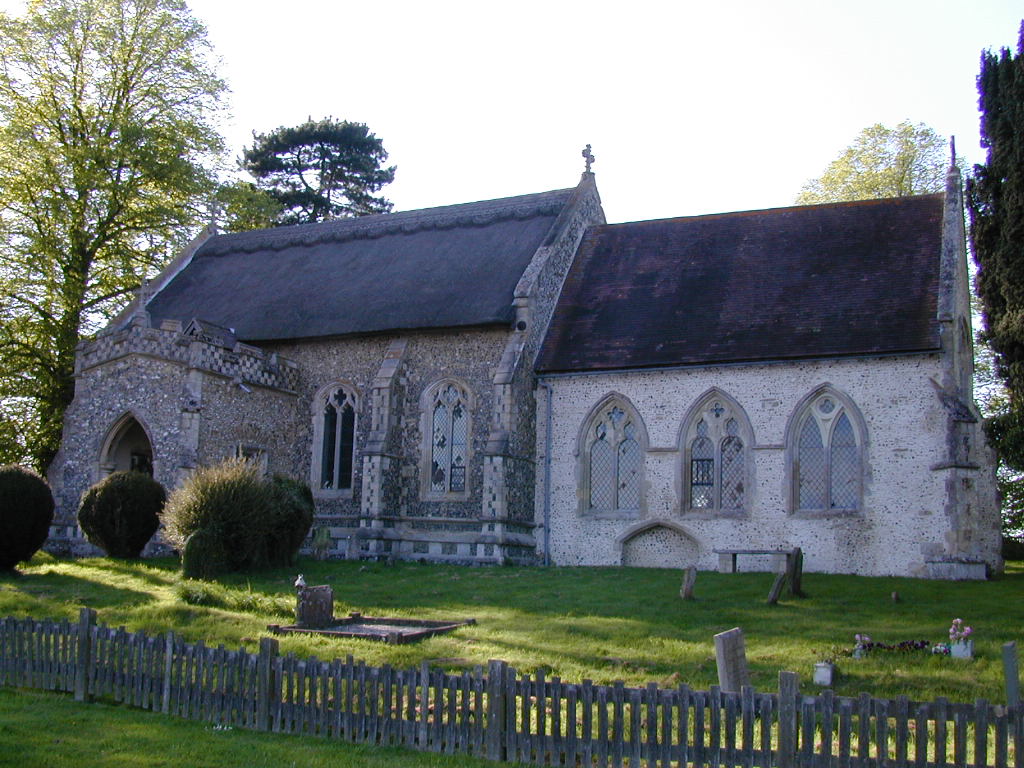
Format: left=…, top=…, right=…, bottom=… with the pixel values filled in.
left=791, top=391, right=863, bottom=512
left=429, top=383, right=469, bottom=494
left=582, top=399, right=645, bottom=514
left=682, top=394, right=751, bottom=512
left=316, top=385, right=357, bottom=492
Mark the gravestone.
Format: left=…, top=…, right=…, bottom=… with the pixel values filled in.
left=713, top=627, right=750, bottom=692
left=296, top=584, right=334, bottom=628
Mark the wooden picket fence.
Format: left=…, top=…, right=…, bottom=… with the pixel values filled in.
left=0, top=608, right=1021, bottom=768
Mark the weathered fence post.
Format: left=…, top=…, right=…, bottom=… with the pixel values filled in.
left=778, top=671, right=799, bottom=768
left=74, top=607, right=96, bottom=703
left=1003, top=641, right=1020, bottom=708
left=486, top=660, right=507, bottom=761
left=161, top=630, right=174, bottom=714
left=256, top=636, right=279, bottom=731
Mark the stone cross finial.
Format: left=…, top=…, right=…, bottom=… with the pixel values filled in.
left=132, top=279, right=151, bottom=316
left=582, top=144, right=595, bottom=173
left=950, top=136, right=957, bottom=168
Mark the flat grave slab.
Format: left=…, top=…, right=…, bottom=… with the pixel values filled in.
left=268, top=611, right=476, bottom=644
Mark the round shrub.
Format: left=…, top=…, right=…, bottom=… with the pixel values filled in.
left=162, top=458, right=269, bottom=572
left=181, top=527, right=230, bottom=580
left=263, top=475, right=315, bottom=567
left=0, top=465, right=54, bottom=570
left=163, top=459, right=313, bottom=575
left=77, top=471, right=165, bottom=558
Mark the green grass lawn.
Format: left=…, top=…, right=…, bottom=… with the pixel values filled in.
left=1, top=554, right=1021, bottom=703
left=0, top=687, right=495, bottom=768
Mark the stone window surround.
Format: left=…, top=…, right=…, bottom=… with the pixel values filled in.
left=418, top=377, right=475, bottom=502
left=310, top=380, right=360, bottom=500
left=784, top=384, right=868, bottom=517
left=675, top=389, right=754, bottom=517
left=574, top=392, right=649, bottom=520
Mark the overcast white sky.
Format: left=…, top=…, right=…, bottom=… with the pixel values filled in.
left=7, top=0, right=1024, bottom=223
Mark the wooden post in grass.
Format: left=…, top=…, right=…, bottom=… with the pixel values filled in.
left=1003, top=642, right=1020, bottom=707
left=74, top=607, right=95, bottom=702
left=680, top=566, right=697, bottom=600
left=778, top=671, right=799, bottom=768
left=256, top=636, right=279, bottom=731
left=787, top=547, right=806, bottom=598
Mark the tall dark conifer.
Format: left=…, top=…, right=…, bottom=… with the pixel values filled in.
left=968, top=22, right=1024, bottom=468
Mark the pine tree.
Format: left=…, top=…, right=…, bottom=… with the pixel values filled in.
left=967, top=22, right=1024, bottom=469
left=242, top=118, right=395, bottom=226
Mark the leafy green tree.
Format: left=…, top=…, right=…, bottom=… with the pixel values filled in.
left=797, top=121, right=950, bottom=204
left=214, top=180, right=284, bottom=233
left=0, top=0, right=226, bottom=471
left=967, top=23, right=1024, bottom=544
left=242, top=117, right=395, bottom=225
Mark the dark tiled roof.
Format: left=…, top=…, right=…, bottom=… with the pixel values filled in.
left=536, top=195, right=944, bottom=374
left=146, top=188, right=574, bottom=341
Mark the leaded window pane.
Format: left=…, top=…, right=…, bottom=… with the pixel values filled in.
left=450, top=401, right=467, bottom=492
left=830, top=412, right=858, bottom=508
left=431, top=402, right=449, bottom=492
left=720, top=435, right=744, bottom=510
left=590, top=437, right=615, bottom=509
left=617, top=438, right=641, bottom=509
left=338, top=401, right=355, bottom=490
left=798, top=417, right=826, bottom=510
left=321, top=403, right=337, bottom=488
left=691, top=435, right=714, bottom=508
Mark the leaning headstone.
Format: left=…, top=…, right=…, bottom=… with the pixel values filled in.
left=787, top=547, right=805, bottom=598
left=295, top=584, right=334, bottom=628
left=714, top=627, right=750, bottom=692
left=680, top=566, right=697, bottom=600
left=767, top=571, right=788, bottom=605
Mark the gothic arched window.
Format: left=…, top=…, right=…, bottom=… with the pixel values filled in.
left=681, top=394, right=751, bottom=512
left=313, top=384, right=358, bottom=493
left=580, top=397, right=646, bottom=515
left=790, top=389, right=864, bottom=512
left=423, top=380, right=472, bottom=497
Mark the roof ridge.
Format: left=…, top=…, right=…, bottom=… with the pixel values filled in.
left=201, top=187, right=575, bottom=257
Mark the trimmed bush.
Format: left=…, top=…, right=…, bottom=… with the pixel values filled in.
left=163, top=459, right=314, bottom=575
left=0, top=465, right=54, bottom=570
left=264, top=475, right=314, bottom=567
left=77, top=471, right=165, bottom=558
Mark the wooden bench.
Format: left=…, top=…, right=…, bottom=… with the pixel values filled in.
left=713, top=548, right=792, bottom=574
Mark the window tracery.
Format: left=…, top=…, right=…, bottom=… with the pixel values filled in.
left=314, top=385, right=357, bottom=492
left=581, top=399, right=645, bottom=514
left=791, top=391, right=863, bottom=512
left=681, top=395, right=749, bottom=512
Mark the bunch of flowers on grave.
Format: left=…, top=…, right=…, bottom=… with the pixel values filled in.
left=949, top=618, right=973, bottom=643
left=851, top=633, right=932, bottom=657
left=850, top=619, right=974, bottom=658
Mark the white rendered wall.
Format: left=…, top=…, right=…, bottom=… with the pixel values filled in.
left=536, top=353, right=992, bottom=577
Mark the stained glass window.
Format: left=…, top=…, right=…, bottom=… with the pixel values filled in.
left=429, top=384, right=470, bottom=494
left=586, top=402, right=643, bottom=512
left=795, top=393, right=861, bottom=511
left=319, top=386, right=356, bottom=490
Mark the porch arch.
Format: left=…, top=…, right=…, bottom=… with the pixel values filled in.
left=99, top=413, right=154, bottom=477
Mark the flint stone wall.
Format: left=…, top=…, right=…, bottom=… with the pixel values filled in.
left=536, top=353, right=1001, bottom=577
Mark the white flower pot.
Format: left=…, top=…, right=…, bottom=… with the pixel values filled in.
left=813, top=662, right=836, bottom=686
left=950, top=639, right=973, bottom=659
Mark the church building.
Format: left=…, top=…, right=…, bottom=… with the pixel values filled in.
left=46, top=159, right=1001, bottom=578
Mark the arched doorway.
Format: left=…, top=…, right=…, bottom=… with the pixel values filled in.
left=100, top=415, right=154, bottom=476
